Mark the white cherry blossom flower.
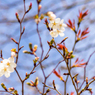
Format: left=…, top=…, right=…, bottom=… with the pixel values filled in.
left=2, top=57, right=17, bottom=72
left=57, top=19, right=67, bottom=30
left=0, top=63, right=11, bottom=78
left=0, top=57, right=17, bottom=78
left=49, top=18, right=67, bottom=38
left=49, top=18, right=60, bottom=29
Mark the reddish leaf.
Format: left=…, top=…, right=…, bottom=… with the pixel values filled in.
left=75, top=58, right=79, bottom=63
left=53, top=70, right=61, bottom=78
left=81, top=36, right=88, bottom=40
left=78, top=10, right=88, bottom=20
left=66, top=19, right=75, bottom=30
left=81, top=28, right=89, bottom=37
left=77, top=29, right=81, bottom=37
left=82, top=10, right=88, bottom=18
left=70, top=92, right=74, bottom=95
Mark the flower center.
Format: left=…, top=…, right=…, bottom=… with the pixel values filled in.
left=53, top=21, right=56, bottom=26
left=1, top=61, right=3, bottom=63
left=3, top=67, right=7, bottom=71
left=7, top=62, right=10, bottom=66
left=59, top=24, right=62, bottom=27
left=57, top=30, right=60, bottom=34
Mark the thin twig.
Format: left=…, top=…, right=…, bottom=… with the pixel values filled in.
left=0, top=90, right=13, bottom=95
left=44, top=84, right=62, bottom=95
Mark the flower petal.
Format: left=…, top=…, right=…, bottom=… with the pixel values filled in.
left=59, top=32, right=64, bottom=37
left=5, top=71, right=10, bottom=78
left=50, top=31, right=58, bottom=37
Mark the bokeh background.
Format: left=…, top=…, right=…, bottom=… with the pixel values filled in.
left=0, top=0, right=95, bottom=95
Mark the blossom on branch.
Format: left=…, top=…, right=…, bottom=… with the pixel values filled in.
left=49, top=18, right=67, bottom=38
left=0, top=57, right=17, bottom=78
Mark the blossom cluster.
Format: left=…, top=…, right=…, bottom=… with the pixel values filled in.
left=49, top=18, right=67, bottom=38
left=0, top=56, right=16, bottom=78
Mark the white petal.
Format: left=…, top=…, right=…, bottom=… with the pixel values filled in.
left=49, top=23, right=53, bottom=28
left=59, top=32, right=64, bottom=37
left=0, top=63, right=4, bottom=69
left=12, top=63, right=17, bottom=68
left=53, top=25, right=58, bottom=30
left=9, top=57, right=14, bottom=62
left=2, top=59, right=8, bottom=64
left=0, top=71, right=4, bottom=77
left=63, top=23, right=67, bottom=27
left=7, top=67, right=14, bottom=72
left=50, top=31, right=58, bottom=38
left=61, top=28, right=65, bottom=31
left=55, top=18, right=60, bottom=23
left=60, top=19, right=64, bottom=23
left=5, top=71, right=10, bottom=78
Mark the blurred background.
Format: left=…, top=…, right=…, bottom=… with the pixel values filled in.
left=0, top=0, right=95, bottom=95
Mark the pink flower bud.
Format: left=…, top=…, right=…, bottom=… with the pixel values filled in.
left=38, top=5, right=42, bottom=11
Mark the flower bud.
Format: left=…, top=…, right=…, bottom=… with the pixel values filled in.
left=45, top=18, right=49, bottom=26
left=33, top=57, right=39, bottom=67
left=11, top=52, right=16, bottom=57
left=86, top=77, right=88, bottom=84
left=53, top=80, right=56, bottom=89
left=38, top=5, right=42, bottom=12
left=29, top=3, right=32, bottom=10
left=27, top=82, right=32, bottom=86
left=19, top=46, right=24, bottom=50
left=46, top=88, right=50, bottom=93
left=77, top=81, right=80, bottom=84
left=74, top=77, right=77, bottom=83
left=40, top=14, right=44, bottom=20
left=35, top=18, right=41, bottom=24
left=60, top=37, right=68, bottom=44
left=21, top=26, right=25, bottom=35
left=26, top=3, right=32, bottom=13
left=45, top=54, right=49, bottom=59
left=29, top=43, right=33, bottom=51
left=25, top=72, right=30, bottom=80
left=14, top=90, right=18, bottom=94
left=47, top=11, right=56, bottom=21
left=34, top=77, right=39, bottom=86
left=15, top=12, right=20, bottom=23
left=1, top=83, right=7, bottom=91
left=8, top=87, right=14, bottom=92
left=33, top=45, right=38, bottom=52
left=23, top=50, right=31, bottom=54
left=11, top=38, right=18, bottom=44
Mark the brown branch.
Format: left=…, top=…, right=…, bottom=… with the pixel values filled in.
left=0, top=90, right=13, bottom=95
left=44, top=84, right=62, bottom=95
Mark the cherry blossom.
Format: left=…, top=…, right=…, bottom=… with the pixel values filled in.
left=0, top=57, right=17, bottom=78
left=49, top=18, right=66, bottom=37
